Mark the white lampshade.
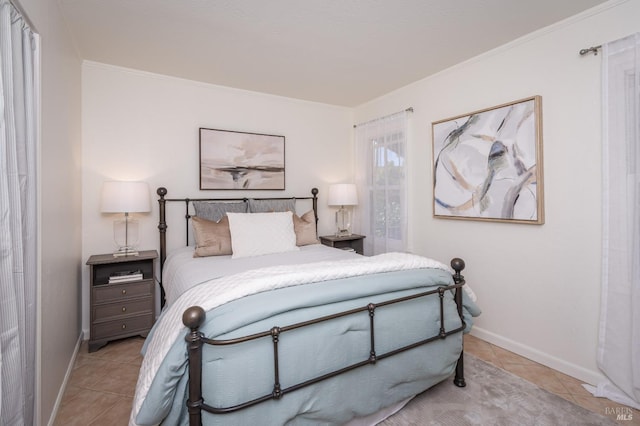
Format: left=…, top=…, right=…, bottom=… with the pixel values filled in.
left=101, top=181, right=151, bottom=213
left=327, top=183, right=358, bottom=207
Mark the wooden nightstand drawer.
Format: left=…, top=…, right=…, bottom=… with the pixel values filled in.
left=93, top=296, right=153, bottom=320
left=92, top=313, right=154, bottom=340
left=93, top=279, right=153, bottom=303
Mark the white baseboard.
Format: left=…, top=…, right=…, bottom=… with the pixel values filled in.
left=470, top=326, right=607, bottom=386
left=47, top=332, right=84, bottom=426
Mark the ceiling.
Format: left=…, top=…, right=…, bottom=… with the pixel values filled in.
left=58, top=0, right=607, bottom=107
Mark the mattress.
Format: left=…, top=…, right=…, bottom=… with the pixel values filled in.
left=162, top=243, right=361, bottom=305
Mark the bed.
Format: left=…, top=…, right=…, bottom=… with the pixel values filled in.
left=129, top=187, right=481, bottom=426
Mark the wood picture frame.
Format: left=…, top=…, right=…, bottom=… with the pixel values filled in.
left=432, top=96, right=544, bottom=224
left=199, top=128, right=285, bottom=190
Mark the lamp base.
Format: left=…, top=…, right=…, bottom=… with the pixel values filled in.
left=113, top=247, right=139, bottom=257
left=335, top=206, right=352, bottom=237
left=113, top=214, right=140, bottom=257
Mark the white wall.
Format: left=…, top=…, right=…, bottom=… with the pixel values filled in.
left=81, top=62, right=353, bottom=334
left=353, top=0, right=639, bottom=385
left=17, top=0, right=83, bottom=424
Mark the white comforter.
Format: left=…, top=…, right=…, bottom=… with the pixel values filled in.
left=130, top=251, right=451, bottom=426
left=162, top=244, right=362, bottom=305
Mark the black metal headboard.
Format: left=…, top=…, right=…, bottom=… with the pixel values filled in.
left=156, top=187, right=319, bottom=306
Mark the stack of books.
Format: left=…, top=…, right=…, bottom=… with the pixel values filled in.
left=109, top=269, right=143, bottom=284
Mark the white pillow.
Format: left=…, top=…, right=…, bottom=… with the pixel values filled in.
left=227, top=211, right=300, bottom=259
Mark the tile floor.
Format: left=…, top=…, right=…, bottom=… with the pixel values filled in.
left=54, top=337, right=143, bottom=425
left=54, top=334, right=640, bottom=425
left=464, top=334, right=640, bottom=425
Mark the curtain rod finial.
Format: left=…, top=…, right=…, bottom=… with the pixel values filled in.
left=579, top=45, right=602, bottom=56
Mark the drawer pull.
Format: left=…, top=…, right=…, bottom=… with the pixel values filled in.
left=122, top=324, right=127, bottom=330
left=122, top=307, right=127, bottom=312
left=122, top=289, right=127, bottom=295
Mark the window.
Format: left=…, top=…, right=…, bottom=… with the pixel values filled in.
left=355, top=111, right=408, bottom=255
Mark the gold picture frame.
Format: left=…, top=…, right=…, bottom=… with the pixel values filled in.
left=432, top=96, right=544, bottom=224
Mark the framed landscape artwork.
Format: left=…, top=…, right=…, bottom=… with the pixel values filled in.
left=431, top=96, right=544, bottom=224
left=199, top=128, right=285, bottom=190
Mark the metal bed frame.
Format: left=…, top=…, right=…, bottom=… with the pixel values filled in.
left=156, top=187, right=467, bottom=426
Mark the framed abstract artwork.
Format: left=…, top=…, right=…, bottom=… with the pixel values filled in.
left=199, top=128, right=285, bottom=190
left=431, top=96, right=544, bottom=224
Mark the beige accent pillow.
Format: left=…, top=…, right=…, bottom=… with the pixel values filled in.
left=293, top=210, right=319, bottom=246
left=192, top=216, right=232, bottom=257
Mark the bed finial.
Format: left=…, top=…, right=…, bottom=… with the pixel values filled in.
left=311, top=187, right=318, bottom=196
left=451, top=258, right=465, bottom=273
left=183, top=306, right=206, bottom=330
left=157, top=187, right=167, bottom=198
left=451, top=258, right=465, bottom=284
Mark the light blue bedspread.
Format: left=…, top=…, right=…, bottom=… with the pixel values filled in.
left=136, top=267, right=481, bottom=425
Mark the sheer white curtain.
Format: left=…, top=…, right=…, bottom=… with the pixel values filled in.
left=354, top=111, right=408, bottom=255
left=588, top=32, right=640, bottom=409
left=0, top=0, right=39, bottom=424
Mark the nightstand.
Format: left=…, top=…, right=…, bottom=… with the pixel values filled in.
left=319, top=234, right=365, bottom=255
left=86, top=250, right=157, bottom=352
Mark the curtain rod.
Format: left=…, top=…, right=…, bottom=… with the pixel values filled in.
left=353, top=107, right=413, bottom=128
left=579, top=45, right=602, bottom=56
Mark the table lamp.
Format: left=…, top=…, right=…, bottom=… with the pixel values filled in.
left=100, top=181, right=150, bottom=257
left=328, top=183, right=358, bottom=237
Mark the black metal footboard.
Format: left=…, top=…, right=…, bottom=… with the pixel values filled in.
left=181, top=258, right=468, bottom=426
